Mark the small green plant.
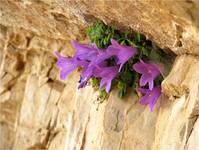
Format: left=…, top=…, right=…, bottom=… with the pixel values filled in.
left=55, top=20, right=175, bottom=111
left=87, top=21, right=168, bottom=100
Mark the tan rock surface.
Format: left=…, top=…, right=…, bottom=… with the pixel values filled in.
left=0, top=1, right=199, bottom=150
left=1, top=0, right=199, bottom=55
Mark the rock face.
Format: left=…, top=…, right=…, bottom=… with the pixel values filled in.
left=0, top=1, right=199, bottom=150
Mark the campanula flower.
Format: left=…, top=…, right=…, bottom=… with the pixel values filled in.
left=77, top=60, right=107, bottom=89
left=94, top=50, right=112, bottom=64
left=137, top=86, right=161, bottom=111
left=97, top=66, right=119, bottom=93
left=55, top=51, right=88, bottom=80
left=107, top=39, right=137, bottom=71
left=72, top=40, right=99, bottom=61
left=133, top=60, right=160, bottom=90
left=81, top=61, right=107, bottom=78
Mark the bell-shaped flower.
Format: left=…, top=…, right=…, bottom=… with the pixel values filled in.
left=137, top=86, right=161, bottom=112
left=72, top=40, right=99, bottom=61
left=97, top=66, right=119, bottom=93
left=77, top=60, right=107, bottom=89
left=94, top=50, right=112, bottom=64
left=107, top=39, right=137, bottom=71
left=55, top=51, right=88, bottom=80
left=133, top=60, right=161, bottom=90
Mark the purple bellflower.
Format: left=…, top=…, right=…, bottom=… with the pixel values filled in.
left=81, top=61, right=107, bottom=79
left=78, top=61, right=108, bottom=89
left=96, top=66, right=119, bottom=93
left=94, top=50, right=112, bottom=64
left=55, top=51, right=88, bottom=80
left=107, top=39, right=137, bottom=71
left=137, top=86, right=161, bottom=112
left=133, top=60, right=161, bottom=90
left=72, top=40, right=98, bottom=61
left=78, top=65, right=97, bottom=89
left=72, top=40, right=111, bottom=89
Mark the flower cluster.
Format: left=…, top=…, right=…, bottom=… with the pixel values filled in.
left=55, top=39, right=137, bottom=92
left=133, top=60, right=161, bottom=111
left=55, top=38, right=162, bottom=111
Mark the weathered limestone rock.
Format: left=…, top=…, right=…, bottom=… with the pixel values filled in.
left=187, top=118, right=199, bottom=149
left=0, top=1, right=199, bottom=150
left=1, top=0, right=199, bottom=56
left=155, top=55, right=199, bottom=149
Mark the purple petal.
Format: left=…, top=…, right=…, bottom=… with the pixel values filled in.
left=95, top=51, right=111, bottom=64
left=134, top=60, right=161, bottom=89
left=77, top=60, right=89, bottom=68
left=105, top=80, right=112, bottom=93
left=54, top=51, right=69, bottom=67
left=111, top=39, right=120, bottom=46
left=55, top=51, right=90, bottom=80
left=139, top=74, right=149, bottom=87
left=149, top=102, right=156, bottom=112
left=133, top=61, right=146, bottom=74
left=72, top=40, right=98, bottom=61
left=140, top=95, right=150, bottom=105
left=149, top=87, right=161, bottom=111
left=81, top=65, right=93, bottom=79
left=148, top=80, right=154, bottom=91
left=55, top=51, right=78, bottom=79
left=60, top=68, right=73, bottom=80
left=108, top=39, right=137, bottom=72
left=107, top=46, right=119, bottom=56
left=119, top=63, right=124, bottom=72
left=98, top=66, right=119, bottom=93
left=99, top=78, right=106, bottom=89
left=137, top=86, right=161, bottom=111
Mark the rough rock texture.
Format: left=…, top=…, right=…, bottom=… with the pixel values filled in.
left=0, top=1, right=199, bottom=150
left=1, top=0, right=199, bottom=56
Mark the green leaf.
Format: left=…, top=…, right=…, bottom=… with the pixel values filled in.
left=124, top=31, right=129, bottom=38
left=117, top=81, right=127, bottom=98
left=141, top=47, right=149, bottom=56
left=90, top=77, right=99, bottom=87
left=98, top=89, right=109, bottom=101
left=120, top=40, right=126, bottom=45
left=136, top=33, right=141, bottom=42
